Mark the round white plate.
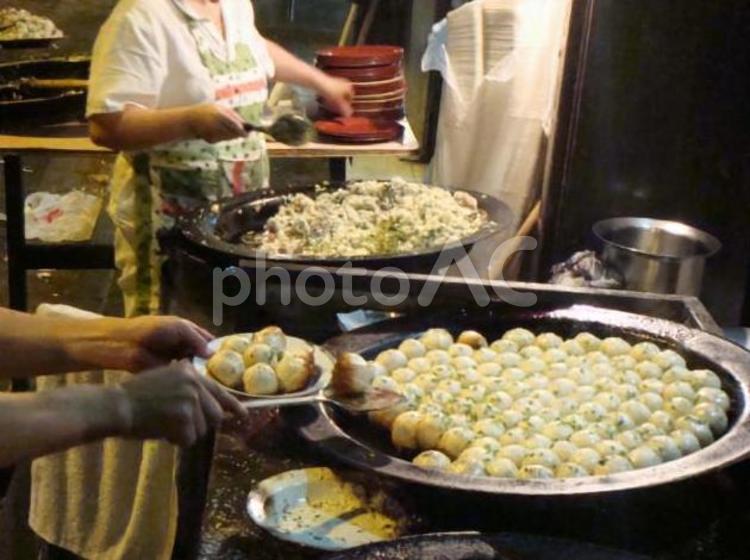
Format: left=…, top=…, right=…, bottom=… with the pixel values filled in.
left=194, top=334, right=334, bottom=399
left=247, top=467, right=400, bottom=551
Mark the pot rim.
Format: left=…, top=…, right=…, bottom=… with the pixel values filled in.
left=593, top=217, right=721, bottom=262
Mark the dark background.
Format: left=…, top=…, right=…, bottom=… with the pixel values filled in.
left=541, top=0, right=750, bottom=325
left=5, top=0, right=750, bottom=326
left=1, top=0, right=347, bottom=61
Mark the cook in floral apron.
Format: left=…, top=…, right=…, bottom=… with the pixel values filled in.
left=88, top=0, right=353, bottom=316
left=28, top=2, right=352, bottom=558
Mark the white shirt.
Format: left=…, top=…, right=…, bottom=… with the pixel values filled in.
left=87, top=0, right=274, bottom=116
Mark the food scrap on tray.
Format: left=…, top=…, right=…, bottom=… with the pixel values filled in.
left=339, top=327, right=730, bottom=481
left=242, top=178, right=490, bottom=257
left=248, top=467, right=403, bottom=551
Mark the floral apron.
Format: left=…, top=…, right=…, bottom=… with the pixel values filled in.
left=110, top=2, right=270, bottom=317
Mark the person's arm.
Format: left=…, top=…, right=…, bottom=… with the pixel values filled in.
left=87, top=3, right=249, bottom=152
left=265, top=39, right=354, bottom=116
left=0, top=386, right=125, bottom=467
left=89, top=103, right=247, bottom=152
left=0, top=309, right=214, bottom=379
left=0, top=361, right=248, bottom=468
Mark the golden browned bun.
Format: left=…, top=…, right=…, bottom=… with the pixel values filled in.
left=243, top=343, right=276, bottom=368
left=276, top=350, right=317, bottom=393
left=207, top=350, right=245, bottom=388
left=457, top=330, right=488, bottom=349
left=254, top=326, right=287, bottom=355
left=331, top=352, right=375, bottom=396
left=221, top=335, right=253, bottom=354
left=243, top=363, right=279, bottom=395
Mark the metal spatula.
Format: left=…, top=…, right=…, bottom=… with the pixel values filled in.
left=241, top=388, right=404, bottom=414
left=243, top=113, right=316, bottom=146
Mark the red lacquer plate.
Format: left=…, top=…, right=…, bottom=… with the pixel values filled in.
left=352, top=88, right=407, bottom=101
left=318, top=94, right=405, bottom=112
left=353, top=77, right=406, bottom=96
left=317, top=132, right=402, bottom=144
left=316, top=45, right=404, bottom=68
left=320, top=62, right=402, bottom=82
left=351, top=107, right=405, bottom=120
left=352, top=98, right=405, bottom=110
left=315, top=117, right=403, bottom=143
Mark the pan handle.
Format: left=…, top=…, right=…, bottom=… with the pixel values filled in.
left=241, top=394, right=322, bottom=410
left=21, top=78, right=88, bottom=89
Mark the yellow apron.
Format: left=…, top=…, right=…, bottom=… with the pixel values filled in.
left=29, top=4, right=270, bottom=558
left=114, top=6, right=270, bottom=317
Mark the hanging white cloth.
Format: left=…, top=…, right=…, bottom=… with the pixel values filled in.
left=424, top=0, right=571, bottom=277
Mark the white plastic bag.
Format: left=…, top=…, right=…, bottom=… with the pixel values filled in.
left=424, top=0, right=571, bottom=233
left=25, top=190, right=103, bottom=242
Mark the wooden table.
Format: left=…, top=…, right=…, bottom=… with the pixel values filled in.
left=0, top=122, right=418, bottom=311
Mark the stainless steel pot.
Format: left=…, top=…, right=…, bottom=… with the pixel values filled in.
left=593, top=217, right=721, bottom=296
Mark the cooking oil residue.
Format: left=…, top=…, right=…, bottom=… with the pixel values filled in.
left=254, top=467, right=400, bottom=549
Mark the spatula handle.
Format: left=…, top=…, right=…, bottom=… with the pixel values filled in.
left=22, top=78, right=88, bottom=89
left=243, top=122, right=265, bottom=133
left=241, top=394, right=321, bottom=409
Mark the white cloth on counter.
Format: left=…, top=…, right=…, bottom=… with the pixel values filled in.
left=24, top=191, right=102, bottom=243
left=424, top=0, right=571, bottom=277
left=86, top=0, right=274, bottom=117
left=29, top=304, right=179, bottom=560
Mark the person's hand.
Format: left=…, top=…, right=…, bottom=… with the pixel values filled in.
left=58, top=315, right=214, bottom=375
left=317, top=75, right=354, bottom=117
left=187, top=103, right=247, bottom=143
left=106, top=316, right=215, bottom=372
left=117, top=361, right=248, bottom=447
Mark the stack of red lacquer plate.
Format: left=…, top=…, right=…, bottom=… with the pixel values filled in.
left=314, top=45, right=405, bottom=143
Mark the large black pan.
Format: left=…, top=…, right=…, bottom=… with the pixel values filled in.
left=326, top=532, right=649, bottom=560
left=177, top=182, right=514, bottom=273
left=0, top=56, right=88, bottom=126
left=289, top=304, right=750, bottom=496
left=0, top=37, right=61, bottom=49
left=0, top=56, right=88, bottom=81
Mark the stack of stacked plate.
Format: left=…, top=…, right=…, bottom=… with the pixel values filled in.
left=314, top=45, right=405, bottom=143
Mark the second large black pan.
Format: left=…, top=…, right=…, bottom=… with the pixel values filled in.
left=177, top=181, right=514, bottom=273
